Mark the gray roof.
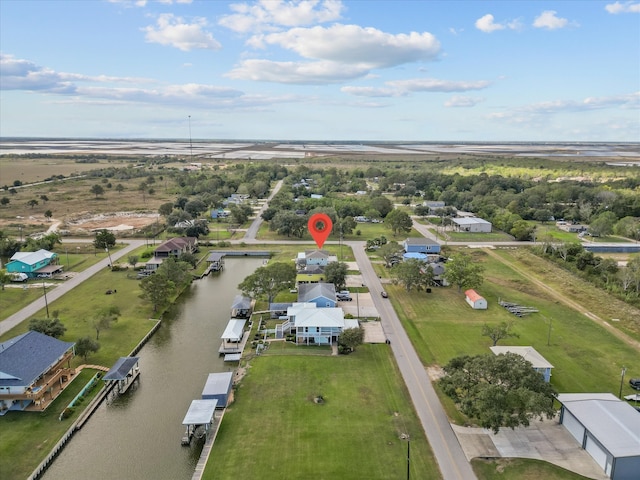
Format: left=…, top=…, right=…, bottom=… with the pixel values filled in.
left=231, top=295, right=251, bottom=310
left=558, top=393, right=640, bottom=458
left=298, top=283, right=337, bottom=303
left=182, top=399, right=218, bottom=425
left=270, top=303, right=293, bottom=311
left=404, top=237, right=439, bottom=246
left=103, top=357, right=139, bottom=381
left=452, top=217, right=491, bottom=225
left=0, top=331, right=74, bottom=388
left=9, top=249, right=56, bottom=266
left=207, top=252, right=224, bottom=262
left=201, top=372, right=233, bottom=398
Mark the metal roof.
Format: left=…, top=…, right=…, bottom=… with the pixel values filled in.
left=0, top=331, right=74, bottom=388
left=452, top=217, right=492, bottom=225
left=490, top=346, right=554, bottom=369
left=182, top=399, right=218, bottom=425
left=298, top=283, right=337, bottom=303
left=288, top=304, right=345, bottom=328
left=207, top=252, right=224, bottom=262
left=231, top=295, right=252, bottom=310
left=9, top=249, right=56, bottom=266
left=558, top=393, right=640, bottom=458
left=201, top=372, right=233, bottom=398
left=221, top=319, right=246, bottom=341
left=103, top=357, right=140, bottom=381
left=404, top=237, right=438, bottom=245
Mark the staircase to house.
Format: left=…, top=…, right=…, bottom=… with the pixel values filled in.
left=275, top=321, right=291, bottom=339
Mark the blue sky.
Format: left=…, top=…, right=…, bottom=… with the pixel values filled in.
left=1, top=0, right=638, bottom=141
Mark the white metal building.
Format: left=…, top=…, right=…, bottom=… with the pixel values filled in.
left=557, top=393, right=640, bottom=479
left=452, top=217, right=492, bottom=233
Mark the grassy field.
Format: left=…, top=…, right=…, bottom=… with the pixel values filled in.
left=473, top=458, right=592, bottom=480
left=0, top=369, right=103, bottom=480
left=386, top=248, right=640, bottom=402
left=204, top=345, right=440, bottom=480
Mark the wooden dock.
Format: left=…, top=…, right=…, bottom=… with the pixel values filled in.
left=190, top=410, right=225, bottom=480
left=218, top=330, right=250, bottom=355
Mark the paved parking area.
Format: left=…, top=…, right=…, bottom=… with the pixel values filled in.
left=339, top=292, right=379, bottom=318
left=451, top=418, right=608, bottom=479
left=362, top=321, right=386, bottom=343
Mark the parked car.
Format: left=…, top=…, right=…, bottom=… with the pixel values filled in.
left=336, top=293, right=352, bottom=301
left=630, top=378, right=640, bottom=390
left=381, top=291, right=388, bottom=298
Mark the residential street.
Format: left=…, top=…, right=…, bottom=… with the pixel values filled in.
left=350, top=241, right=478, bottom=480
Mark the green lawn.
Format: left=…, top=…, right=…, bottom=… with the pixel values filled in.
left=204, top=345, right=440, bottom=480
left=388, top=248, right=640, bottom=402
left=0, top=369, right=103, bottom=480
left=473, top=458, right=592, bottom=480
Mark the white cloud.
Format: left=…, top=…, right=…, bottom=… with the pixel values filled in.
left=219, top=0, right=344, bottom=33
left=533, top=11, right=570, bottom=30
left=227, top=59, right=368, bottom=84
left=341, top=78, right=491, bottom=98
left=444, top=95, right=484, bottom=107
left=475, top=14, right=504, bottom=33
left=142, top=14, right=221, bottom=51
left=605, top=1, right=640, bottom=13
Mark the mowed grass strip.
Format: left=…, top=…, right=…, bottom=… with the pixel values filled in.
left=473, top=458, right=592, bottom=480
left=388, top=248, right=640, bottom=398
left=205, top=345, right=440, bottom=480
left=0, top=369, right=102, bottom=480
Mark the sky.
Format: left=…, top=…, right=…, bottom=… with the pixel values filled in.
left=0, top=0, right=639, bottom=142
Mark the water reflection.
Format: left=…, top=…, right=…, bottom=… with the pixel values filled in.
left=42, top=258, right=263, bottom=480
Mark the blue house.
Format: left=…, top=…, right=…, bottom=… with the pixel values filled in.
left=0, top=331, right=75, bottom=414
left=297, top=283, right=337, bottom=308
left=286, top=303, right=360, bottom=345
left=403, top=238, right=441, bottom=254
left=6, top=249, right=59, bottom=278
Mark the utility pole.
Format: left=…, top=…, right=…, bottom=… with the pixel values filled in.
left=619, top=366, right=627, bottom=399
left=42, top=281, right=50, bottom=318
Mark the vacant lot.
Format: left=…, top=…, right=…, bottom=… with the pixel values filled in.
left=205, top=346, right=440, bottom=480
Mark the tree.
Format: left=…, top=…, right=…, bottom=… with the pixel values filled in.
left=128, top=255, right=139, bottom=268
left=140, top=273, right=176, bottom=312
left=94, top=229, right=116, bottom=250
left=324, top=261, right=348, bottom=290
left=158, top=257, right=192, bottom=287
left=510, top=220, right=535, bottom=241
left=378, top=241, right=404, bottom=268
left=0, top=269, right=10, bottom=291
left=589, top=211, right=617, bottom=237
left=337, top=216, right=357, bottom=236
left=439, top=353, right=557, bottom=433
left=481, top=322, right=519, bottom=346
left=239, top=262, right=296, bottom=303
left=115, top=183, right=125, bottom=194
left=90, top=184, right=105, bottom=198
left=158, top=202, right=174, bottom=217
left=27, top=199, right=39, bottom=209
left=270, top=211, right=307, bottom=238
left=29, top=317, right=67, bottom=338
left=93, top=306, right=120, bottom=340
left=0, top=197, right=9, bottom=206
left=44, top=209, right=53, bottom=221
left=443, top=253, right=485, bottom=292
left=338, top=327, right=364, bottom=353
left=185, top=199, right=206, bottom=217
left=384, top=209, right=413, bottom=236
left=75, top=336, right=100, bottom=361
left=392, top=259, right=434, bottom=292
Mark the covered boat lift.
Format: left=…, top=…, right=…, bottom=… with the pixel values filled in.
left=219, top=319, right=248, bottom=354
left=230, top=295, right=252, bottom=318
left=103, top=356, right=140, bottom=395
left=181, top=399, right=218, bottom=445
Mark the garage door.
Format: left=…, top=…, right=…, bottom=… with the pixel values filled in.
left=585, top=434, right=610, bottom=475
left=562, top=409, right=585, bottom=445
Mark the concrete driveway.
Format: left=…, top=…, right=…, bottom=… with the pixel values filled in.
left=451, top=417, right=608, bottom=480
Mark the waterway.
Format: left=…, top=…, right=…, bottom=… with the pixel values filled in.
left=42, top=258, right=264, bottom=480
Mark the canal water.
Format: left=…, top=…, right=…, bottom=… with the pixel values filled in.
left=42, top=258, right=264, bottom=480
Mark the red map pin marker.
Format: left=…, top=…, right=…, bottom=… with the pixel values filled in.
left=308, top=213, right=333, bottom=249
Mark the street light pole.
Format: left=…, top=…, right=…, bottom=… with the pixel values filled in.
left=42, top=281, right=50, bottom=318
left=619, top=366, right=627, bottom=399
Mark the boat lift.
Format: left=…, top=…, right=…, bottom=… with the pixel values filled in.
left=181, top=399, right=218, bottom=445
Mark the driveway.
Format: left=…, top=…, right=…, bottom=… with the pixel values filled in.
left=451, top=417, right=608, bottom=480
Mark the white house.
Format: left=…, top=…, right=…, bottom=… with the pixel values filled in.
left=490, top=346, right=554, bottom=382
left=465, top=289, right=487, bottom=309
left=286, top=303, right=359, bottom=345
left=557, top=393, right=640, bottom=479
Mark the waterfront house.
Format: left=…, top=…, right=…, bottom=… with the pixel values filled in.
left=297, top=283, right=337, bottom=308
left=285, top=303, right=360, bottom=345
left=154, top=237, right=198, bottom=259
left=0, top=331, right=75, bottom=414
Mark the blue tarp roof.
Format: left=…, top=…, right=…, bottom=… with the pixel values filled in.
left=0, top=331, right=74, bottom=388
left=103, top=357, right=140, bottom=381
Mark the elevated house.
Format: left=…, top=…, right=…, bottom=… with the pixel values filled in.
left=490, top=346, right=554, bottom=382
left=403, top=238, right=441, bottom=254
left=296, top=250, right=335, bottom=268
left=282, top=303, right=360, bottom=345
left=296, top=265, right=326, bottom=284
left=297, top=283, right=337, bottom=308
left=0, top=331, right=75, bottom=414
left=154, top=237, right=198, bottom=259
left=451, top=217, right=492, bottom=233
left=5, top=249, right=61, bottom=278
left=557, top=393, right=640, bottom=479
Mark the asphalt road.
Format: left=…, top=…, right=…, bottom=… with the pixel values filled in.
left=0, top=239, right=145, bottom=336
left=243, top=179, right=283, bottom=241
left=350, top=241, right=478, bottom=480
